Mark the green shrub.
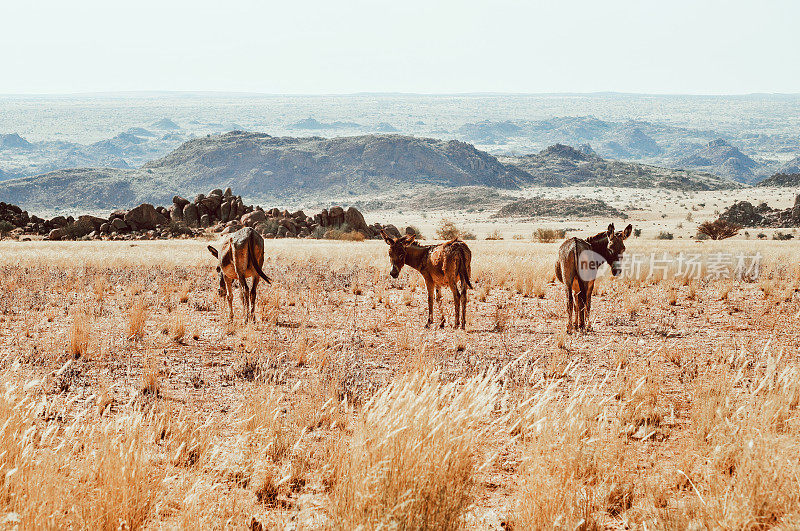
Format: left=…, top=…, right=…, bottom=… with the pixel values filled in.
left=656, top=231, right=674, bottom=240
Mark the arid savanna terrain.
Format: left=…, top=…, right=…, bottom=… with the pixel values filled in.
left=1, top=228, right=799, bottom=529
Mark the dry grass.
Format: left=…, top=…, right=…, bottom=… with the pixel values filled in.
left=0, top=238, right=798, bottom=527
left=328, top=371, right=495, bottom=529
left=127, top=298, right=148, bottom=340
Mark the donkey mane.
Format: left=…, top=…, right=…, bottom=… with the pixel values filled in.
left=586, top=231, right=608, bottom=244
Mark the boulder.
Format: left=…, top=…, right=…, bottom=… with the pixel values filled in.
left=110, top=218, right=127, bottom=231
left=99, top=223, right=111, bottom=234
left=329, top=206, right=345, bottom=226
left=169, top=203, right=184, bottom=222
left=50, top=216, right=68, bottom=228
left=242, top=210, right=267, bottom=227
left=48, top=228, right=65, bottom=240
left=383, top=224, right=402, bottom=238
left=344, top=206, right=370, bottom=236
left=220, top=201, right=231, bottom=222
left=209, top=188, right=223, bottom=197
left=77, top=215, right=107, bottom=231
left=200, top=214, right=211, bottom=227
left=183, top=203, right=199, bottom=227
left=172, top=195, right=190, bottom=208
left=223, top=187, right=233, bottom=197
left=124, top=204, right=167, bottom=230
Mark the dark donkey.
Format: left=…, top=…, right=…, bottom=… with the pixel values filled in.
left=555, top=223, right=632, bottom=333
left=380, top=230, right=473, bottom=329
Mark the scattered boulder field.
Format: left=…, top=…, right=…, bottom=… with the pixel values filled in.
left=0, top=188, right=410, bottom=241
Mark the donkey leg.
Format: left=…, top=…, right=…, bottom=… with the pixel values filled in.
left=450, top=283, right=461, bottom=329
left=249, top=276, right=260, bottom=322
left=585, top=283, right=594, bottom=332
left=460, top=284, right=467, bottom=330
left=224, top=278, right=235, bottom=321
left=576, top=291, right=587, bottom=332
left=565, top=286, right=574, bottom=334
left=436, top=287, right=445, bottom=328
left=238, top=275, right=249, bottom=323
left=425, top=283, right=434, bottom=328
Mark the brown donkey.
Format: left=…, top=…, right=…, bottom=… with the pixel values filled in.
left=555, top=223, right=632, bottom=333
left=207, top=226, right=271, bottom=322
left=381, top=230, right=473, bottom=329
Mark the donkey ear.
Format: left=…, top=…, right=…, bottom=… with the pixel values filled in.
left=400, top=233, right=416, bottom=244
left=207, top=245, right=219, bottom=258
left=622, top=224, right=633, bottom=239
left=607, top=223, right=615, bottom=236
left=379, top=229, right=394, bottom=245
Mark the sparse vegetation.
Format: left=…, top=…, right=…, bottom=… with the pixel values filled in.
left=533, top=227, right=566, bottom=243
left=0, top=237, right=798, bottom=527
left=435, top=218, right=476, bottom=240
left=697, top=218, right=741, bottom=240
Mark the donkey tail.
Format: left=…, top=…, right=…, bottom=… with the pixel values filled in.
left=247, top=231, right=271, bottom=284
left=458, top=247, right=473, bottom=289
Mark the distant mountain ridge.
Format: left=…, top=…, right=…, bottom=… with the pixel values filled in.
left=0, top=132, right=529, bottom=210
left=0, top=133, right=741, bottom=212
left=500, top=144, right=737, bottom=190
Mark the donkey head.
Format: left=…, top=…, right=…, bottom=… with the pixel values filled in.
left=207, top=245, right=227, bottom=297
left=380, top=230, right=415, bottom=278
left=603, top=223, right=633, bottom=276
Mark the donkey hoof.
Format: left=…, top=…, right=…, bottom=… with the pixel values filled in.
left=439, top=321, right=446, bottom=329
left=424, top=322, right=432, bottom=329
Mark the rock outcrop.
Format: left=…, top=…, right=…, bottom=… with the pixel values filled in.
left=718, top=195, right=800, bottom=228
left=0, top=189, right=393, bottom=242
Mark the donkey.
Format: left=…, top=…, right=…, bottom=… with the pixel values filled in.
left=380, top=230, right=473, bottom=329
left=207, top=226, right=271, bottom=322
left=555, top=223, right=632, bottom=334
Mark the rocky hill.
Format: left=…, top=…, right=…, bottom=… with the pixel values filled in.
left=0, top=132, right=530, bottom=210
left=756, top=173, right=800, bottom=187
left=457, top=116, right=782, bottom=183
left=718, top=195, right=800, bottom=228
left=493, top=197, right=627, bottom=219
left=500, top=144, right=737, bottom=190
left=675, top=139, right=759, bottom=183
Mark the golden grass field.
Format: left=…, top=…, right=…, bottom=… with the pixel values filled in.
left=0, top=236, right=799, bottom=529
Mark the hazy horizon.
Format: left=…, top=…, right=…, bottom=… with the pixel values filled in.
left=3, top=0, right=798, bottom=95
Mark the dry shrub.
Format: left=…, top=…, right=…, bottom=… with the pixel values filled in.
left=435, top=218, right=475, bottom=240
left=127, top=299, right=148, bottom=340
left=169, top=312, right=186, bottom=343
left=324, top=229, right=365, bottom=241
left=177, top=281, right=192, bottom=303
left=68, top=310, right=91, bottom=358
left=533, top=227, right=566, bottom=243
left=697, top=219, right=741, bottom=240
left=327, top=371, right=496, bottom=529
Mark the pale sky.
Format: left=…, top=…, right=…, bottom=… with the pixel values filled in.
left=2, top=0, right=797, bottom=95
